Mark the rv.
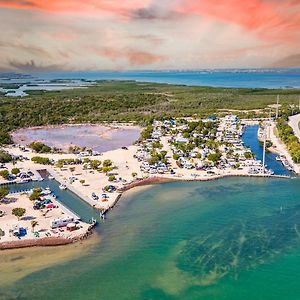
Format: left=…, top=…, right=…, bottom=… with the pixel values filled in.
left=50, top=217, right=75, bottom=229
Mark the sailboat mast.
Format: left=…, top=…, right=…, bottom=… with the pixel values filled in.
left=262, top=126, right=266, bottom=174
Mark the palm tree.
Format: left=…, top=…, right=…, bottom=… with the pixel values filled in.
left=31, top=220, right=38, bottom=233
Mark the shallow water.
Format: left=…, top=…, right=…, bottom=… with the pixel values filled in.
left=2, top=177, right=300, bottom=300
left=12, top=124, right=141, bottom=152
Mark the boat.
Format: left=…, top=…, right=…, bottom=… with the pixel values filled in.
left=48, top=175, right=54, bottom=180
left=59, top=184, right=67, bottom=190
left=100, top=211, right=105, bottom=220
left=41, top=187, right=51, bottom=196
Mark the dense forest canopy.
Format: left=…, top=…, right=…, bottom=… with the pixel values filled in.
left=0, top=80, right=300, bottom=144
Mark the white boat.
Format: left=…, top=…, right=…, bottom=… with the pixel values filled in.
left=41, top=187, right=51, bottom=195
left=59, top=184, right=67, bottom=190
left=48, top=176, right=54, bottom=180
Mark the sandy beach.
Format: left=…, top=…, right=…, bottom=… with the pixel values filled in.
left=0, top=190, right=93, bottom=249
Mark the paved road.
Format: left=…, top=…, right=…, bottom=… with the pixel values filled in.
left=289, top=113, right=300, bottom=142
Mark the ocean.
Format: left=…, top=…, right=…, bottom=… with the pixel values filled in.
left=36, top=69, right=300, bottom=89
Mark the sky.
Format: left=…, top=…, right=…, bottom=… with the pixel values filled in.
left=0, top=0, right=300, bottom=72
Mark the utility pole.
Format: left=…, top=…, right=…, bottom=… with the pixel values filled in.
left=262, top=126, right=266, bottom=174
left=275, top=95, right=279, bottom=119
left=268, top=109, right=271, bottom=140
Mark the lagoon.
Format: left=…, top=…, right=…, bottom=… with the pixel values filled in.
left=12, top=124, right=141, bottom=152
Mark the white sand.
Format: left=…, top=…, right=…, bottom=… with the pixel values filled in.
left=0, top=193, right=89, bottom=243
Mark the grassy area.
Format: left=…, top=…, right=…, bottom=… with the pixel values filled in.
left=1, top=81, right=300, bottom=135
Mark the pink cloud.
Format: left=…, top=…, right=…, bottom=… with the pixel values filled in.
left=95, top=47, right=165, bottom=66
left=0, top=0, right=151, bottom=17
left=176, top=0, right=300, bottom=42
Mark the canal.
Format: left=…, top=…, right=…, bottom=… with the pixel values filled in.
left=4, top=179, right=99, bottom=223
left=242, top=125, right=292, bottom=176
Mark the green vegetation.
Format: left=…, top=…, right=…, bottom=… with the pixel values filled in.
left=11, top=168, right=20, bottom=175
left=277, top=118, right=300, bottom=163
left=0, top=150, right=12, bottom=163
left=207, top=152, right=222, bottom=164
left=0, top=187, right=8, bottom=200
left=31, top=156, right=51, bottom=165
left=57, top=158, right=82, bottom=168
left=100, top=166, right=113, bottom=173
left=140, top=125, right=153, bottom=140
left=148, top=150, right=167, bottom=165
left=103, top=159, right=112, bottom=167
left=0, top=130, right=12, bottom=144
left=1, top=81, right=300, bottom=141
left=12, top=207, right=26, bottom=220
left=90, top=160, right=102, bottom=169
left=28, top=141, right=51, bottom=153
left=0, top=169, right=9, bottom=179
left=31, top=220, right=39, bottom=232
left=108, top=175, right=116, bottom=182
left=152, top=141, right=163, bottom=149
left=244, top=151, right=255, bottom=159
left=171, top=120, right=219, bottom=155
left=29, top=187, right=42, bottom=201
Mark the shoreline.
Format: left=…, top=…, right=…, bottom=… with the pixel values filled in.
left=1, top=172, right=290, bottom=251
left=0, top=220, right=97, bottom=251
left=120, top=173, right=292, bottom=192
left=1, top=119, right=298, bottom=250
left=0, top=236, right=73, bottom=250
left=11, top=122, right=141, bottom=136
left=11, top=122, right=141, bottom=153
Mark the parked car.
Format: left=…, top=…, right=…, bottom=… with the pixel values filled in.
left=91, top=193, right=99, bottom=201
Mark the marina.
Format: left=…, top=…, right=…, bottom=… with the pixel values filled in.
left=2, top=179, right=99, bottom=223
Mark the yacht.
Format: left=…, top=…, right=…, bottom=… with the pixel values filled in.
left=59, top=184, right=67, bottom=190
left=41, top=187, right=51, bottom=196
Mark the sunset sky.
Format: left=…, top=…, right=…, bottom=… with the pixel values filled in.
left=0, top=0, right=300, bottom=72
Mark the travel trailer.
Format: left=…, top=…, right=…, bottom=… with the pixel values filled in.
left=50, top=217, right=75, bottom=229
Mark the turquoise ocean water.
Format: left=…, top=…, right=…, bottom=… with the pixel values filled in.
left=2, top=177, right=300, bottom=300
